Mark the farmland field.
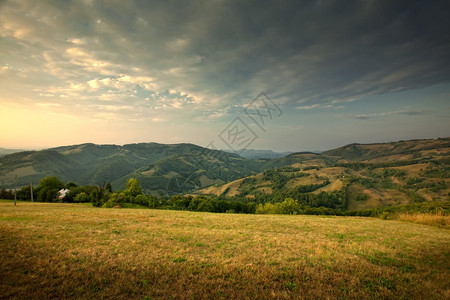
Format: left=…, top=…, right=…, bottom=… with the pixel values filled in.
left=0, top=201, right=449, bottom=299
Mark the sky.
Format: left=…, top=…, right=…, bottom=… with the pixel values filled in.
left=0, top=0, right=449, bottom=152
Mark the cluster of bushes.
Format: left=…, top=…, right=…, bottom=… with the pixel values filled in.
left=303, top=166, right=320, bottom=171
left=294, top=181, right=330, bottom=193
left=263, top=169, right=290, bottom=189
left=405, top=177, right=425, bottom=188
left=354, top=177, right=376, bottom=188
left=169, top=195, right=256, bottom=214
left=0, top=188, right=14, bottom=199
left=93, top=178, right=158, bottom=208
left=231, top=187, right=347, bottom=210
left=255, top=198, right=340, bottom=215
left=335, top=160, right=422, bottom=171
left=346, top=201, right=450, bottom=218
left=381, top=168, right=407, bottom=179
left=420, top=165, right=450, bottom=179
left=278, top=166, right=302, bottom=172
left=405, top=177, right=447, bottom=192
left=406, top=190, right=426, bottom=203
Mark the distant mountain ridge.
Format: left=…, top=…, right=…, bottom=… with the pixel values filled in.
left=321, top=138, right=450, bottom=162
left=223, top=149, right=293, bottom=159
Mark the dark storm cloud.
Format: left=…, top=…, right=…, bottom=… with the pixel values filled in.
left=1, top=0, right=450, bottom=111
left=105, top=0, right=450, bottom=106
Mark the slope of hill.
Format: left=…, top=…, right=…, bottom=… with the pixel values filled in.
left=199, top=138, right=450, bottom=210
left=112, top=151, right=267, bottom=196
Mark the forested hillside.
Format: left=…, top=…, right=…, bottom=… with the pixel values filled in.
left=0, top=143, right=267, bottom=195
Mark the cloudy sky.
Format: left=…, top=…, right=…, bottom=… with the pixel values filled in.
left=1, top=0, right=449, bottom=152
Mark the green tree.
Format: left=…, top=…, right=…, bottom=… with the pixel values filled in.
left=74, top=192, right=90, bottom=203
left=65, top=181, right=78, bottom=189
left=126, top=178, right=142, bottom=197
left=35, top=176, right=64, bottom=202
left=37, top=176, right=64, bottom=190
left=277, top=198, right=301, bottom=214
left=17, top=185, right=31, bottom=201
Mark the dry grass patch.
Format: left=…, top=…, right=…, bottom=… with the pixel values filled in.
left=398, top=212, right=450, bottom=228
left=0, top=201, right=449, bottom=299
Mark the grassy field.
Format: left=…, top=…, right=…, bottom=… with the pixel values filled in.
left=0, top=201, right=449, bottom=299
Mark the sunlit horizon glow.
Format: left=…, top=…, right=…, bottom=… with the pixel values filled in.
left=1, top=1, right=449, bottom=151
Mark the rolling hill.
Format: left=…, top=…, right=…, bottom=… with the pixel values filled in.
left=0, top=143, right=268, bottom=195
left=198, top=138, right=450, bottom=210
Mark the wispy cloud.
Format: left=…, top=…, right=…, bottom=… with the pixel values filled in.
left=296, top=104, right=321, bottom=110
left=352, top=109, right=431, bottom=120
left=392, top=109, right=431, bottom=116
left=353, top=114, right=371, bottom=120
left=296, top=103, right=343, bottom=110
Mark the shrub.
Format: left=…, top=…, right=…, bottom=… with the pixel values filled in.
left=255, top=203, right=275, bottom=214
left=276, top=198, right=301, bottom=214
left=134, top=194, right=148, bottom=206
left=102, top=193, right=126, bottom=208
left=74, top=192, right=90, bottom=203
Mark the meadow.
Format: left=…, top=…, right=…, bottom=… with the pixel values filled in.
left=0, top=201, right=449, bottom=299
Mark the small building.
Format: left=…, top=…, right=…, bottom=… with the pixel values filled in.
left=57, top=188, right=70, bottom=200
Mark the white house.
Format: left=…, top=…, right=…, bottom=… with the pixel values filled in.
left=57, top=188, right=70, bottom=200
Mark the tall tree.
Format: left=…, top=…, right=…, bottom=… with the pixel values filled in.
left=126, top=178, right=142, bottom=197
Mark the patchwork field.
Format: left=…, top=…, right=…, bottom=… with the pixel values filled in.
left=0, top=201, right=449, bottom=299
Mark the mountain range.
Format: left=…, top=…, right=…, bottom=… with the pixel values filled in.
left=0, top=138, right=448, bottom=209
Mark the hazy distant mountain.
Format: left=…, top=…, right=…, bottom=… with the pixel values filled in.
left=0, top=147, right=24, bottom=157
left=225, top=149, right=293, bottom=160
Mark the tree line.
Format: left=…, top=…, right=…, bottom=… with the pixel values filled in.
left=1, top=176, right=352, bottom=215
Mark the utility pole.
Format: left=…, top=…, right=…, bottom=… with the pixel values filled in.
left=14, top=175, right=17, bottom=206
left=30, top=183, right=34, bottom=202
